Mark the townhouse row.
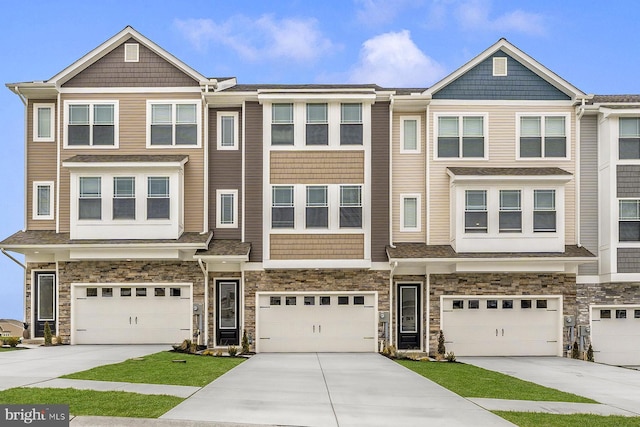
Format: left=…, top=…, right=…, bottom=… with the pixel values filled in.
left=3, top=26, right=639, bottom=365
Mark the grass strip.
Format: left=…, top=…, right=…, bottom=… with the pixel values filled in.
left=0, top=388, right=182, bottom=418
left=397, top=360, right=595, bottom=403
left=62, top=351, right=244, bottom=387
left=494, top=411, right=640, bottom=427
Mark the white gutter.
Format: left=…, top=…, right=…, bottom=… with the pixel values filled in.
left=202, top=90, right=209, bottom=233
left=56, top=91, right=61, bottom=233
left=575, top=99, right=586, bottom=248
left=388, top=98, right=395, bottom=248
left=1, top=248, right=26, bottom=269
left=15, top=87, right=27, bottom=233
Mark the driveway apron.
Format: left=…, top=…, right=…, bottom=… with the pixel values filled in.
left=162, top=353, right=514, bottom=427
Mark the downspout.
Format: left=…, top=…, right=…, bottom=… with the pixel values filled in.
left=15, top=87, right=27, bottom=233
left=388, top=98, right=395, bottom=248
left=576, top=99, right=586, bottom=248
left=388, top=260, right=397, bottom=349
left=56, top=91, right=61, bottom=234
left=198, top=258, right=208, bottom=346
left=202, top=88, right=209, bottom=233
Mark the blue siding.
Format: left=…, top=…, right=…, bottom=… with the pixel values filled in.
left=432, top=51, right=570, bottom=100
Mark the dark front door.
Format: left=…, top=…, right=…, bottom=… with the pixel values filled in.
left=34, top=272, right=56, bottom=337
left=216, top=280, right=239, bottom=346
left=397, top=284, right=420, bottom=349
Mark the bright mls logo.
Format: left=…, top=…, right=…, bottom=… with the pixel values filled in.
left=1, top=405, right=68, bottom=426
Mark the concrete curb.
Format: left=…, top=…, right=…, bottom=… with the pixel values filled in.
left=27, top=378, right=199, bottom=398
left=468, top=397, right=638, bottom=416
left=70, top=416, right=270, bottom=426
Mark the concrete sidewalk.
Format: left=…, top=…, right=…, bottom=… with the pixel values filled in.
left=468, top=397, right=637, bottom=416
left=28, top=378, right=199, bottom=398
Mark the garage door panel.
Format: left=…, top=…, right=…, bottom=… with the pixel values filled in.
left=591, top=306, right=640, bottom=366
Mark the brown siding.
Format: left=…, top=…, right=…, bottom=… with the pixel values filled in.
left=270, top=151, right=364, bottom=183
left=371, top=101, right=390, bottom=262
left=26, top=99, right=58, bottom=230
left=270, top=234, right=364, bottom=259
left=209, top=108, right=242, bottom=239
left=63, top=38, right=199, bottom=87
left=245, top=102, right=263, bottom=261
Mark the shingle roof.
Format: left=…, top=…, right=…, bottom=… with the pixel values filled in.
left=447, top=167, right=572, bottom=176
left=387, top=243, right=595, bottom=259
left=588, top=95, right=640, bottom=104
left=63, top=155, right=189, bottom=163
left=195, top=240, right=251, bottom=257
left=221, top=83, right=386, bottom=92
left=0, top=230, right=211, bottom=247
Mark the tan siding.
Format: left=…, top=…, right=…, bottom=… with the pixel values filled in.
left=392, top=111, right=426, bottom=242
left=270, top=234, right=364, bottom=259
left=370, top=101, right=390, bottom=262
left=245, top=102, right=263, bottom=262
left=26, top=99, right=58, bottom=230
left=270, top=151, right=364, bottom=184
left=428, top=104, right=577, bottom=245
left=58, top=92, right=204, bottom=233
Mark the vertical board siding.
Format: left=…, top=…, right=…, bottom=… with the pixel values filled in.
left=371, top=101, right=391, bottom=262
left=209, top=107, right=242, bottom=239
left=428, top=104, right=577, bottom=245
left=245, top=101, right=263, bottom=262
left=579, top=115, right=598, bottom=275
left=392, top=111, right=426, bottom=242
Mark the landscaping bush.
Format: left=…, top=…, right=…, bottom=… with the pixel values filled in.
left=571, top=341, right=580, bottom=359
left=43, top=322, right=52, bottom=346
left=381, top=344, right=397, bottom=358
left=587, top=344, right=594, bottom=362
left=1, top=337, right=20, bottom=347
left=172, top=339, right=197, bottom=354
left=227, top=345, right=238, bottom=357
left=241, top=330, right=250, bottom=354
left=445, top=351, right=456, bottom=362
left=437, top=330, right=446, bottom=356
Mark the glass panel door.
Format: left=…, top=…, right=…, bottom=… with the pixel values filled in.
left=34, top=272, right=56, bottom=337
left=397, top=284, right=420, bottom=349
left=400, top=287, right=417, bottom=333
left=219, top=283, right=236, bottom=329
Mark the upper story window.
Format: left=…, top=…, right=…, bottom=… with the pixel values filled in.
left=340, top=103, right=363, bottom=145
left=147, top=177, right=170, bottom=219
left=619, top=200, right=640, bottom=241
left=272, top=186, right=294, bottom=228
left=33, top=103, right=55, bottom=142
left=437, top=115, right=485, bottom=158
left=79, top=177, right=102, bottom=220
left=272, top=103, right=294, bottom=145
left=216, top=189, right=238, bottom=228
left=340, top=185, right=362, bottom=227
left=534, top=190, right=556, bottom=232
left=113, top=177, right=135, bottom=220
left=499, top=190, right=522, bottom=233
left=306, top=103, right=328, bottom=146
left=148, top=101, right=199, bottom=147
left=400, top=116, right=420, bottom=153
left=66, top=102, right=117, bottom=147
left=33, top=181, right=54, bottom=220
left=518, top=115, right=567, bottom=158
left=465, top=190, right=487, bottom=233
left=306, top=185, right=328, bottom=228
left=217, top=112, right=239, bottom=150
left=619, top=117, right=640, bottom=159
left=400, top=194, right=420, bottom=231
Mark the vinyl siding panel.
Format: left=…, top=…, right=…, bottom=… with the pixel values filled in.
left=58, top=92, right=204, bottom=233
left=245, top=102, right=263, bottom=262
left=370, top=101, right=390, bottom=262
left=209, top=107, right=242, bottom=239
left=270, top=151, right=364, bottom=184
left=270, top=234, right=364, bottom=259
left=392, top=111, right=426, bottom=242
left=428, top=104, right=576, bottom=246
left=579, top=115, right=598, bottom=275
left=618, top=248, right=640, bottom=273
left=616, top=165, right=640, bottom=198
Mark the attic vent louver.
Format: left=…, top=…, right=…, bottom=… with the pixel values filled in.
left=124, top=43, right=139, bottom=63
left=493, top=57, right=507, bottom=76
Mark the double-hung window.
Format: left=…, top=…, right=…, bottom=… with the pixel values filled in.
left=272, top=186, right=294, bottom=228
left=465, top=190, right=487, bottom=233
left=437, top=116, right=484, bottom=158
left=150, top=103, right=198, bottom=146
left=340, top=103, right=363, bottom=145
left=401, top=195, right=420, bottom=231
left=306, top=186, right=328, bottom=228
left=340, top=185, right=362, bottom=228
left=306, top=103, right=328, bottom=145
left=400, top=116, right=419, bottom=153
left=217, top=112, right=238, bottom=150
left=33, top=103, right=54, bottom=142
left=533, top=190, right=556, bottom=232
left=619, top=200, right=640, bottom=241
left=619, top=118, right=640, bottom=159
left=520, top=116, right=566, bottom=158
left=272, top=103, right=294, bottom=145
left=216, top=190, right=237, bottom=228
left=147, top=177, right=170, bottom=219
left=79, top=177, right=101, bottom=220
left=113, top=177, right=135, bottom=220
left=33, top=182, right=54, bottom=220
left=499, top=190, right=521, bottom=232
left=68, top=103, right=116, bottom=146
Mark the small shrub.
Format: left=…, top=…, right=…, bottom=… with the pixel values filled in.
left=241, top=330, right=250, bottom=354
left=214, top=349, right=223, bottom=357
left=228, top=345, right=238, bottom=357
left=437, top=330, right=446, bottom=356
left=381, top=344, right=397, bottom=358
left=54, top=335, right=63, bottom=345
left=2, top=337, right=20, bottom=347
left=172, top=339, right=197, bottom=354
left=445, top=351, right=456, bottom=362
left=202, top=349, right=216, bottom=356
left=587, top=344, right=594, bottom=362
left=396, top=351, right=408, bottom=360
left=571, top=341, right=580, bottom=359
left=43, top=322, right=52, bottom=346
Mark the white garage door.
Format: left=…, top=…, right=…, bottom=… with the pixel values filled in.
left=73, top=284, right=191, bottom=344
left=442, top=295, right=562, bottom=356
left=256, top=292, right=377, bottom=352
left=591, top=305, right=640, bottom=366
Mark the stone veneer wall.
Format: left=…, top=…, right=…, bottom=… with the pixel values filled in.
left=429, top=273, right=576, bottom=355
left=57, top=261, right=205, bottom=344
left=25, top=262, right=57, bottom=339
left=576, top=282, right=640, bottom=325
left=207, top=272, right=242, bottom=347
left=243, top=269, right=390, bottom=351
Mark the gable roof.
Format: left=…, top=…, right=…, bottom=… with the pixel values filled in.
left=424, top=38, right=587, bottom=101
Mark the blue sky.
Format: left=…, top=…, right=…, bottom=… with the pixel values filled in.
left=0, top=0, right=639, bottom=320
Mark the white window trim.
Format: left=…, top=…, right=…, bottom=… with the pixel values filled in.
left=216, top=189, right=238, bottom=228
left=217, top=112, right=239, bottom=150
left=33, top=103, right=55, bottom=142
left=63, top=100, right=119, bottom=148
left=433, top=113, right=489, bottom=160
left=400, top=116, right=421, bottom=154
left=516, top=112, right=571, bottom=160
left=400, top=193, right=421, bottom=232
left=32, top=181, right=54, bottom=220
left=146, top=100, right=202, bottom=148
left=124, top=43, right=139, bottom=62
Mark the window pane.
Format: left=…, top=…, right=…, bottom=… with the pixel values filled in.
left=37, top=185, right=50, bottom=216
left=438, top=117, right=458, bottom=137
left=534, top=190, right=555, bottom=210
left=340, top=207, right=362, bottom=228
left=69, top=105, right=89, bottom=124
left=306, top=206, right=328, bottom=228
left=465, top=211, right=487, bottom=233
left=151, top=125, right=172, bottom=145
left=79, top=199, right=101, bottom=220
left=176, top=124, right=197, bottom=145
left=273, top=186, right=294, bottom=206
left=499, top=211, right=522, bottom=232
left=113, top=177, right=135, bottom=220
left=272, top=124, right=294, bottom=145
left=272, top=207, right=294, bottom=228
left=534, top=211, right=556, bottom=232
left=37, top=107, right=51, bottom=138
left=341, top=186, right=361, bottom=206
left=93, top=125, right=114, bottom=145
left=307, top=104, right=327, bottom=123
left=500, top=190, right=520, bottom=210
left=620, top=200, right=640, bottom=220
left=220, top=193, right=234, bottom=224
left=466, top=190, right=486, bottom=210
left=306, top=123, right=328, bottom=145
left=620, top=118, right=640, bottom=137
left=462, top=137, right=484, bottom=157
left=38, top=276, right=54, bottom=320
left=273, top=103, right=293, bottom=123
left=152, top=104, right=172, bottom=124
left=221, top=116, right=235, bottom=146
left=438, top=137, right=459, bottom=157
left=341, top=103, right=361, bottom=123
left=80, top=177, right=101, bottom=197
left=620, top=138, right=640, bottom=159
left=340, top=123, right=363, bottom=145
left=521, top=116, right=541, bottom=137
left=307, top=186, right=327, bottom=206
left=176, top=104, right=196, bottom=123
left=520, top=137, right=542, bottom=157
left=403, top=197, right=417, bottom=228
left=403, top=119, right=417, bottom=150
left=620, top=222, right=640, bottom=241
left=68, top=125, right=90, bottom=145
left=94, top=105, right=114, bottom=124
left=463, top=117, right=483, bottom=137
left=545, top=116, right=565, bottom=137
left=545, top=137, right=566, bottom=157
left=113, top=199, right=135, bottom=219
left=147, top=198, right=170, bottom=219
left=114, top=177, right=135, bottom=197
left=148, top=177, right=169, bottom=197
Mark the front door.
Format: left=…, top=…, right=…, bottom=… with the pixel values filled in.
left=397, top=284, right=420, bottom=349
left=34, top=272, right=56, bottom=337
left=216, top=280, right=239, bottom=346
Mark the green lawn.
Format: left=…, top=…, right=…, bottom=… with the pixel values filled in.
left=0, top=347, right=27, bottom=352
left=495, top=411, right=640, bottom=427
left=0, top=388, right=182, bottom=418
left=397, top=360, right=595, bottom=403
left=62, top=351, right=244, bottom=387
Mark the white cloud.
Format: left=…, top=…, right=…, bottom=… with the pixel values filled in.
left=349, top=30, right=445, bottom=87
left=454, top=0, right=546, bottom=36
left=355, top=0, right=418, bottom=25
left=174, top=15, right=334, bottom=62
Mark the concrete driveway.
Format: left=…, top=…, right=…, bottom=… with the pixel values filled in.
left=162, top=353, right=514, bottom=427
left=459, top=356, right=640, bottom=415
left=0, top=344, right=169, bottom=390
